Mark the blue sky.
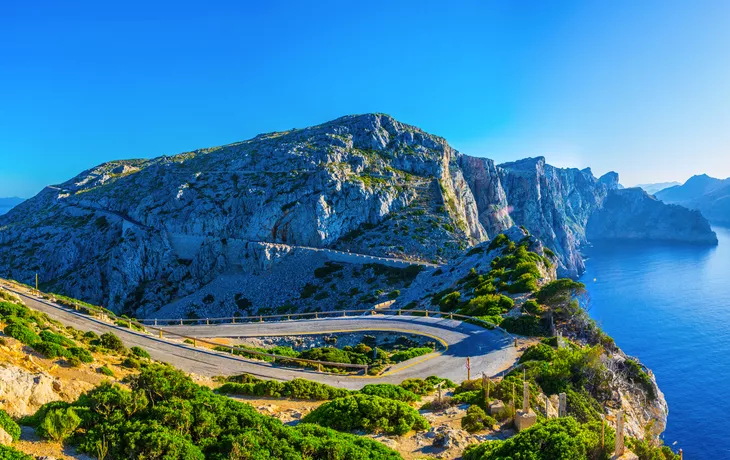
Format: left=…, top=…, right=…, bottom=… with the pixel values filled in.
left=1, top=0, right=728, bottom=198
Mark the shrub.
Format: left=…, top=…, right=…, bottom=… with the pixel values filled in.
left=32, top=341, right=70, bottom=359
left=40, top=407, right=81, bottom=445
left=461, top=294, right=514, bottom=316
left=218, top=378, right=351, bottom=401
left=0, top=409, right=20, bottom=441
left=67, top=347, right=93, bottom=363
left=425, top=376, right=456, bottom=388
left=519, top=343, right=556, bottom=363
left=130, top=346, right=151, bottom=359
left=0, top=445, right=33, bottom=460
left=508, top=273, right=539, bottom=294
left=99, top=333, right=125, bottom=353
left=302, top=394, right=429, bottom=435
left=66, top=356, right=82, bottom=367
left=399, top=378, right=435, bottom=395
left=97, top=366, right=114, bottom=377
left=501, top=315, right=545, bottom=336
left=463, top=418, right=609, bottom=460
left=121, top=357, right=141, bottom=369
left=390, top=347, right=433, bottom=363
left=523, top=300, right=541, bottom=314
left=461, top=406, right=496, bottom=433
left=360, top=384, right=421, bottom=402
left=438, top=291, right=461, bottom=312
left=624, top=359, right=656, bottom=399
left=3, top=323, right=39, bottom=345
left=39, top=330, right=74, bottom=347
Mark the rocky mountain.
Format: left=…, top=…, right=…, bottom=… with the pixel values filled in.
left=587, top=188, right=718, bottom=244
left=0, top=114, right=717, bottom=315
left=655, top=174, right=730, bottom=225
left=0, top=197, right=24, bottom=216
left=635, top=181, right=681, bottom=195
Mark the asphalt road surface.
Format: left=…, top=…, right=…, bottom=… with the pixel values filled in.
left=11, top=289, right=518, bottom=390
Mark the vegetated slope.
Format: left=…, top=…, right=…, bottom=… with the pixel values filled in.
left=586, top=188, right=718, bottom=244
left=656, top=174, right=730, bottom=225
left=0, top=114, right=714, bottom=316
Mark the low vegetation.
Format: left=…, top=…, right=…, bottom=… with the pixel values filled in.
left=21, top=365, right=401, bottom=459
left=302, top=393, right=430, bottom=435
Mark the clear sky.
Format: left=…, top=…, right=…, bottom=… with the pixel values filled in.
left=1, top=0, right=729, bottom=198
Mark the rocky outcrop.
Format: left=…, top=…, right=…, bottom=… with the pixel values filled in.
left=492, top=157, right=619, bottom=277
left=456, top=155, right=513, bottom=238
left=586, top=188, right=718, bottom=244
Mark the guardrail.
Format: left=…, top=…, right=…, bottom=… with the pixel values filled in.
left=0, top=278, right=515, bottom=376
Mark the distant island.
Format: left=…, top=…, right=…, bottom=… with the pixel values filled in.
left=655, top=174, right=730, bottom=225
left=0, top=197, right=24, bottom=215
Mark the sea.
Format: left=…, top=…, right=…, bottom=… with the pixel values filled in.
left=581, top=226, right=730, bottom=459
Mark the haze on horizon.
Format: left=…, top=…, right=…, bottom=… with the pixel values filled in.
left=1, top=0, right=728, bottom=199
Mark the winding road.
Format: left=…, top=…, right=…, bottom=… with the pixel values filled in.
left=8, top=288, right=518, bottom=390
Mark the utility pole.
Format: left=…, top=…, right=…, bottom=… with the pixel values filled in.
left=466, top=357, right=471, bottom=381
left=35, top=273, right=39, bottom=295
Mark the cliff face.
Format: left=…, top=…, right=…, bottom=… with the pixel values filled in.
left=587, top=188, right=719, bottom=244
left=493, top=157, right=619, bottom=277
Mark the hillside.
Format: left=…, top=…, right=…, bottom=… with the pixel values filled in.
left=656, top=174, right=730, bottom=225
left=0, top=114, right=717, bottom=316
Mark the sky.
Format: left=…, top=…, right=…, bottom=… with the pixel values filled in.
left=1, top=0, right=729, bottom=198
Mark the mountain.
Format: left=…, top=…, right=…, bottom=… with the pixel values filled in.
left=0, top=197, right=25, bottom=215
left=587, top=188, right=718, bottom=244
left=655, top=174, right=730, bottom=224
left=635, top=181, right=681, bottom=195
left=0, top=114, right=717, bottom=315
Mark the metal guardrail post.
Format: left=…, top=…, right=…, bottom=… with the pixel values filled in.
left=259, top=316, right=263, bottom=322
left=180, top=319, right=183, bottom=325
left=206, top=318, right=209, bottom=325
left=315, top=312, right=318, bottom=319
left=398, top=309, right=402, bottom=316
left=425, top=310, right=429, bottom=317
left=192, top=338, right=196, bottom=347
left=159, top=330, right=163, bottom=339
left=232, top=316, right=236, bottom=324
left=449, top=313, right=453, bottom=319
left=154, top=319, right=158, bottom=326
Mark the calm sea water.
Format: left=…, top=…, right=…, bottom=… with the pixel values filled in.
left=581, top=226, right=730, bottom=459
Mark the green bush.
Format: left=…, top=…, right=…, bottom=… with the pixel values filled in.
left=439, top=291, right=461, bottom=312
left=399, top=378, right=435, bottom=395
left=40, top=407, right=81, bottom=445
left=461, top=294, right=514, bottom=316
left=39, top=330, right=74, bottom=347
left=302, top=394, right=429, bottom=435
left=425, top=376, right=456, bottom=388
left=99, top=332, right=125, bottom=353
left=131, top=346, right=151, bottom=359
left=624, top=359, right=656, bottom=399
left=97, top=365, right=114, bottom=377
left=463, top=418, right=610, bottom=460
left=390, top=347, right=433, bottom=363
left=0, top=409, right=20, bottom=441
left=0, top=445, right=33, bottom=460
left=67, top=347, right=94, bottom=363
left=218, top=378, right=351, bottom=401
left=519, top=343, right=556, bottom=363
left=3, top=323, right=39, bottom=345
left=461, top=405, right=496, bottom=433
left=523, top=300, right=541, bottom=314
left=500, top=315, right=545, bottom=336
left=360, top=384, right=421, bottom=402
left=32, top=341, right=70, bottom=359
left=628, top=437, right=680, bottom=460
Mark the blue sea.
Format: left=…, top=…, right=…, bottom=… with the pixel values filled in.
left=581, top=226, right=730, bottom=459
